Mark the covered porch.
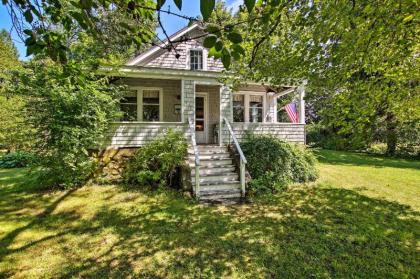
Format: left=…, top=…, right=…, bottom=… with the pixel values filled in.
left=104, top=66, right=306, bottom=148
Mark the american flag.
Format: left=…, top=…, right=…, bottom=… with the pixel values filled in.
left=284, top=103, right=299, bottom=123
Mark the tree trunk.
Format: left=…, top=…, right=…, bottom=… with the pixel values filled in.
left=385, top=112, right=397, bottom=155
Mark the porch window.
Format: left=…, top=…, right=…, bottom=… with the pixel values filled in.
left=249, top=95, right=263, bottom=123
left=190, top=50, right=203, bottom=70
left=232, top=93, right=265, bottom=123
left=142, top=89, right=161, bottom=121
left=233, top=94, right=245, bottom=122
left=120, top=90, right=137, bottom=121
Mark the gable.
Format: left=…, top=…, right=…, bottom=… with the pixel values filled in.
left=127, top=24, right=223, bottom=72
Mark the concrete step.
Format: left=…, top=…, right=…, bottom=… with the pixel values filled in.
left=191, top=166, right=236, bottom=175
left=192, top=173, right=239, bottom=184
left=199, top=189, right=242, bottom=200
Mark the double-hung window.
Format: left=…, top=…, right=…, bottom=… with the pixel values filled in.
left=233, top=94, right=245, bottom=122
left=249, top=95, right=263, bottom=123
left=141, top=89, right=161, bottom=121
left=120, top=90, right=138, bottom=121
left=190, top=49, right=203, bottom=70
left=233, top=93, right=265, bottom=123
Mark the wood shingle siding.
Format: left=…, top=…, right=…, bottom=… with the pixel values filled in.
left=220, top=123, right=305, bottom=144
left=141, top=30, right=224, bottom=72
left=106, top=122, right=189, bottom=147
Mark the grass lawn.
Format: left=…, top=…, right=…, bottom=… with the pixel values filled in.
left=0, top=150, right=419, bottom=278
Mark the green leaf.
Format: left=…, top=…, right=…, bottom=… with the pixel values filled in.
left=174, top=0, right=182, bottom=10
left=203, top=35, right=217, bottom=48
left=204, top=24, right=220, bottom=34
left=200, top=0, right=215, bottom=21
left=23, top=29, right=33, bottom=36
left=215, top=40, right=223, bottom=51
left=244, top=0, right=255, bottom=13
left=23, top=10, right=33, bottom=23
left=157, top=0, right=166, bottom=9
left=208, top=47, right=222, bottom=59
left=221, top=48, right=231, bottom=69
left=227, top=32, right=242, bottom=43
left=403, top=15, right=413, bottom=23
left=232, top=45, right=245, bottom=55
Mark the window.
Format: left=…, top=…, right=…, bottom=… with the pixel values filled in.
left=190, top=49, right=203, bottom=70
left=233, top=93, right=265, bottom=123
left=142, top=89, right=161, bottom=121
left=120, top=90, right=137, bottom=121
left=233, top=94, right=245, bottom=122
left=249, top=95, right=263, bottom=123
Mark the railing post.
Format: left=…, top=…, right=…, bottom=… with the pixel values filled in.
left=240, top=159, right=245, bottom=197
left=195, top=165, right=200, bottom=197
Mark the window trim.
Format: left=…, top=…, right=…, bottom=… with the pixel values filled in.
left=130, top=87, right=163, bottom=122
left=233, top=91, right=267, bottom=123
left=186, top=47, right=207, bottom=71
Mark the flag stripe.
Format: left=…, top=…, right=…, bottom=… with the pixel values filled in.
left=284, top=103, right=299, bottom=123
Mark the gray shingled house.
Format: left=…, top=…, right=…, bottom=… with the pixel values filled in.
left=104, top=23, right=306, bottom=201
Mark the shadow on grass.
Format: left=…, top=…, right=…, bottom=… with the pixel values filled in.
left=4, top=190, right=419, bottom=277
left=1, top=167, right=419, bottom=278
left=315, top=149, right=420, bottom=170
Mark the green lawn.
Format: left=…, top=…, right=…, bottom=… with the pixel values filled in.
left=0, top=150, right=419, bottom=278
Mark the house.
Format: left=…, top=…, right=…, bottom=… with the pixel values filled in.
left=103, top=23, right=306, bottom=201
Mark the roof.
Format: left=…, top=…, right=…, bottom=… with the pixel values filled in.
left=126, top=22, right=201, bottom=66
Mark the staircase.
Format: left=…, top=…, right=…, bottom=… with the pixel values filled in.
left=188, top=145, right=242, bottom=202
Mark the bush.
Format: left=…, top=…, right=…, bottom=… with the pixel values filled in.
left=241, top=135, right=318, bottom=195
left=0, top=151, right=36, bottom=168
left=123, top=130, right=188, bottom=189
left=12, top=61, right=123, bottom=188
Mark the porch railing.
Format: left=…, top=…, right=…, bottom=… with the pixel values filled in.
left=188, top=117, right=200, bottom=197
left=223, top=117, right=247, bottom=197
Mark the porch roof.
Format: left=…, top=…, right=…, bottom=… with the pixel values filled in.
left=100, top=65, right=222, bottom=83
left=99, top=65, right=299, bottom=95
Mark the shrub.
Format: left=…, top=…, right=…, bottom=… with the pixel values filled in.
left=0, top=151, right=36, bottom=168
left=241, top=135, right=318, bottom=195
left=12, top=61, right=123, bottom=188
left=123, top=130, right=188, bottom=189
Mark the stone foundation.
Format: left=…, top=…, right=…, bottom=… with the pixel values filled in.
left=94, top=147, right=138, bottom=182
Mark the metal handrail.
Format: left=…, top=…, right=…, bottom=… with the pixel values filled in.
left=188, top=117, right=200, bottom=197
left=223, top=117, right=247, bottom=197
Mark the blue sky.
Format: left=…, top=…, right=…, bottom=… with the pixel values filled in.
left=0, top=0, right=241, bottom=60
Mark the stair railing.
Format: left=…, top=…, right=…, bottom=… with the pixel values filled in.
left=223, top=117, right=247, bottom=197
left=188, top=117, right=200, bottom=197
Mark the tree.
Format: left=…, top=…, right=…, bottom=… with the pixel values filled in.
left=228, top=0, right=419, bottom=155
left=0, top=30, right=33, bottom=152
left=2, top=0, right=253, bottom=66
left=12, top=60, right=124, bottom=187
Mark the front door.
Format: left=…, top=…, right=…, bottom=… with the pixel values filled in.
left=195, top=93, right=208, bottom=144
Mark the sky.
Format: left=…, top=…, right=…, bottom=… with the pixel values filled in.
left=0, top=0, right=241, bottom=60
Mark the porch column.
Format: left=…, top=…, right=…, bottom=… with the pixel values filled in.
left=267, top=93, right=277, bottom=123
left=298, top=84, right=306, bottom=124
left=181, top=80, right=195, bottom=123
left=219, top=85, right=233, bottom=146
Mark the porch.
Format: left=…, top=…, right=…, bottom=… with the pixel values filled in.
left=105, top=70, right=306, bottom=148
